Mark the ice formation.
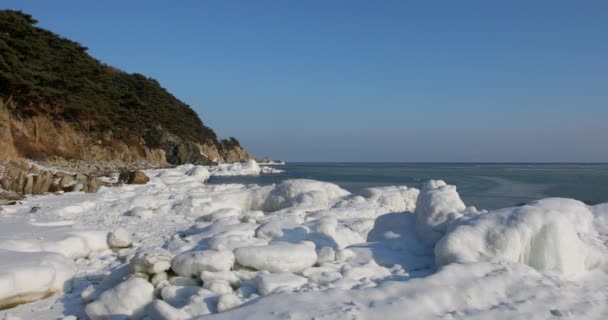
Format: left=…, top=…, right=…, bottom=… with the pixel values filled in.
left=1, top=165, right=607, bottom=320
left=435, top=198, right=605, bottom=275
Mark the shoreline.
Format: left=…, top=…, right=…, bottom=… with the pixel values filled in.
left=0, top=163, right=607, bottom=319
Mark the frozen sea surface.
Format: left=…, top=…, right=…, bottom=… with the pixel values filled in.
left=211, top=163, right=608, bottom=209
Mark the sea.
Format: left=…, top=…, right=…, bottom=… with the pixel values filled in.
left=208, top=163, right=608, bottom=210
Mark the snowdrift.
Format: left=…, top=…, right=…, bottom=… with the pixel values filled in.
left=0, top=166, right=606, bottom=320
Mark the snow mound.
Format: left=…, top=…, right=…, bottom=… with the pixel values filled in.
left=415, top=180, right=466, bottom=246
left=130, top=248, right=173, bottom=275
left=234, top=242, right=318, bottom=272
left=262, top=179, right=350, bottom=211
left=435, top=198, right=605, bottom=276
left=359, top=186, right=419, bottom=212
left=185, top=166, right=211, bottom=181
left=171, top=250, right=235, bottom=277
left=0, top=250, right=74, bottom=309
left=0, top=226, right=109, bottom=259
left=210, top=160, right=261, bottom=176
left=255, top=272, right=308, bottom=296
left=85, top=277, right=155, bottom=320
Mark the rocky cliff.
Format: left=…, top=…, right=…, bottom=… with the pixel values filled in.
left=0, top=10, right=253, bottom=167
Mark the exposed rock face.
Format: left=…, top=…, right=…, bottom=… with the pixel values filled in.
left=119, top=170, right=150, bottom=185
left=1, top=101, right=252, bottom=165
left=167, top=142, right=214, bottom=165
left=0, top=160, right=106, bottom=199
left=222, top=145, right=253, bottom=163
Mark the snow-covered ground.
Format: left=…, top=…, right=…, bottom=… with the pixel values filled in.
left=1, top=165, right=607, bottom=319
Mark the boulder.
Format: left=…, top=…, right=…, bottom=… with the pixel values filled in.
left=119, top=170, right=150, bottom=185
left=83, top=176, right=103, bottom=192
left=166, top=142, right=214, bottom=165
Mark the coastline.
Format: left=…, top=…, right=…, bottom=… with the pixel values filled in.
left=1, top=162, right=607, bottom=319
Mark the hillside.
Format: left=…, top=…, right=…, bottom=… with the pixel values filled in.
left=0, top=10, right=252, bottom=165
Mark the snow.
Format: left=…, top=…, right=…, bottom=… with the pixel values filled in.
left=234, top=242, right=318, bottom=273
left=130, top=248, right=173, bottom=275
left=0, top=250, right=74, bottom=310
left=435, top=198, right=605, bottom=276
left=107, top=228, right=131, bottom=248
left=260, top=166, right=285, bottom=174
left=171, top=250, right=235, bottom=277
left=414, top=180, right=466, bottom=246
left=1, top=165, right=607, bottom=320
left=255, top=272, right=308, bottom=296
left=84, top=278, right=154, bottom=320
left=209, top=160, right=261, bottom=176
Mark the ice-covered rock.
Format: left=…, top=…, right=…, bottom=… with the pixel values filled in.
left=262, top=179, right=350, bottom=211
left=0, top=250, right=74, bottom=309
left=210, top=160, right=261, bottom=177
left=359, top=186, right=419, bottom=212
left=200, top=271, right=241, bottom=286
left=185, top=166, right=210, bottom=181
left=85, top=278, right=155, bottom=320
left=171, top=250, right=235, bottom=277
left=130, top=248, right=173, bottom=275
left=260, top=166, right=285, bottom=174
left=216, top=293, right=242, bottom=312
left=108, top=228, right=131, bottom=248
left=203, top=280, right=233, bottom=295
left=125, top=206, right=155, bottom=219
left=415, top=180, right=466, bottom=246
left=0, top=225, right=109, bottom=260
left=234, top=242, right=318, bottom=273
left=255, top=272, right=308, bottom=296
left=435, top=198, right=605, bottom=276
left=147, top=299, right=190, bottom=320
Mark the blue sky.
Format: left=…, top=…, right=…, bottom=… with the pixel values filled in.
left=3, top=1, right=607, bottom=162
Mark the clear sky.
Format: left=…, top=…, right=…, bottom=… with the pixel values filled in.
left=3, top=1, right=607, bottom=162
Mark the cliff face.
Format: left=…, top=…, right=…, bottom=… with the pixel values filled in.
left=0, top=100, right=250, bottom=165
left=0, top=10, right=253, bottom=165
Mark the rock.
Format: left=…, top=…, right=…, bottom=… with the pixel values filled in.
left=32, top=171, right=53, bottom=194
left=28, top=165, right=39, bottom=174
left=48, top=182, right=62, bottom=193
left=23, top=175, right=34, bottom=194
left=84, top=176, right=103, bottom=192
left=119, top=170, right=150, bottom=185
left=0, top=190, right=23, bottom=202
left=59, top=175, right=74, bottom=188
left=167, top=142, right=214, bottom=165
left=62, top=184, right=78, bottom=193
left=75, top=173, right=87, bottom=182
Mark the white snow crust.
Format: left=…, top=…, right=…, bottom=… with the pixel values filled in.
left=1, top=166, right=607, bottom=320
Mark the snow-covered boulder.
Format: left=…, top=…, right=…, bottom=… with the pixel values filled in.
left=147, top=299, right=190, bottom=320
left=435, top=198, right=605, bottom=276
left=216, top=293, right=242, bottom=312
left=0, top=229, right=110, bottom=259
left=85, top=278, right=155, bottom=320
left=108, top=228, right=131, bottom=248
left=415, top=180, right=466, bottom=246
left=234, top=242, right=318, bottom=273
left=255, top=272, right=308, bottom=296
left=185, top=166, right=210, bottom=181
left=262, top=179, right=350, bottom=211
left=359, top=186, right=420, bottom=212
left=130, top=248, right=173, bottom=275
left=210, top=160, right=261, bottom=177
left=171, top=250, right=235, bottom=277
left=0, top=250, right=74, bottom=309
